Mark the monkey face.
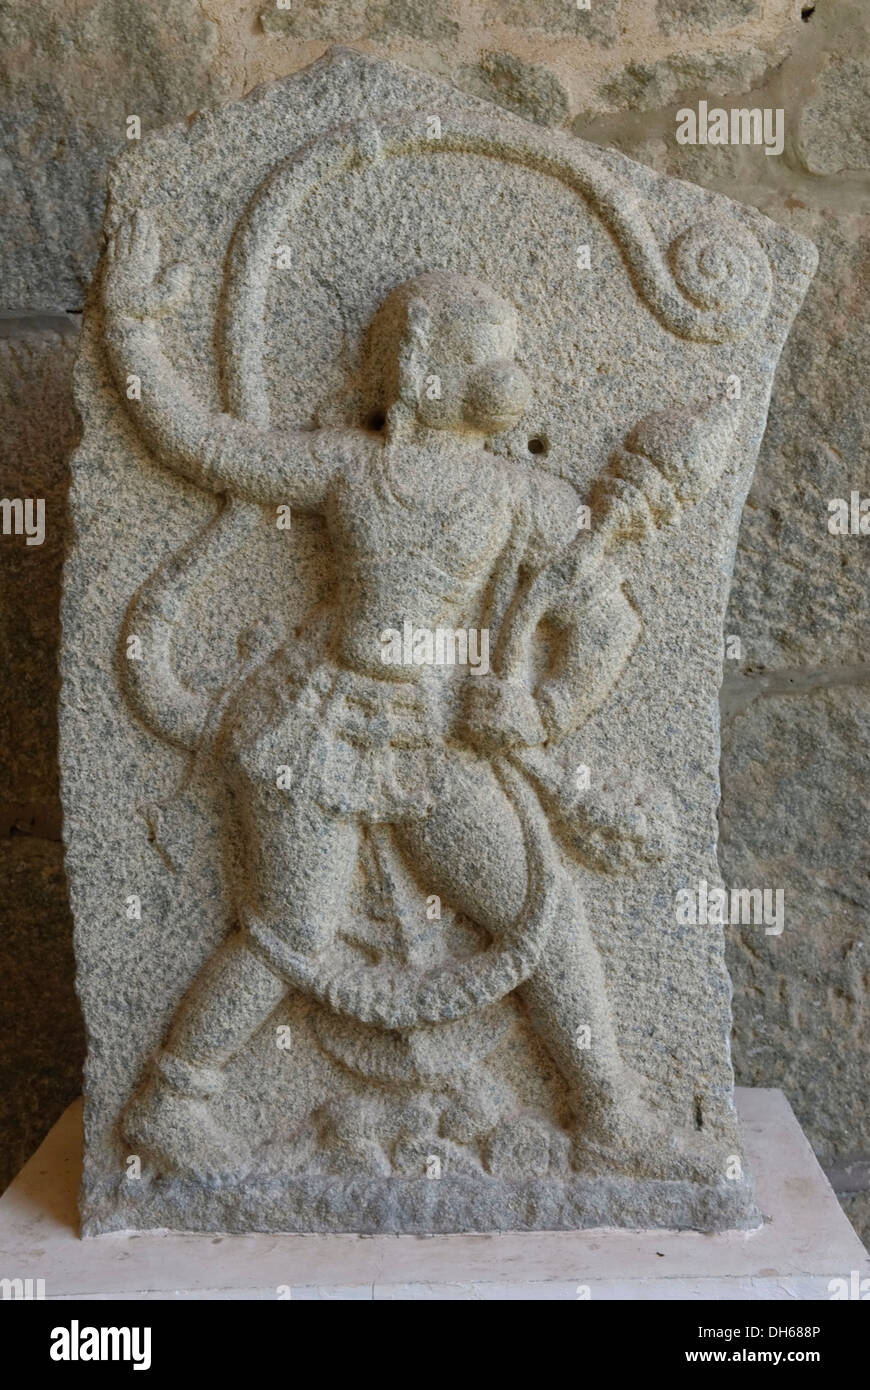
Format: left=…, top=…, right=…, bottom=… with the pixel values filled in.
left=367, top=273, right=532, bottom=438
left=411, top=298, right=530, bottom=435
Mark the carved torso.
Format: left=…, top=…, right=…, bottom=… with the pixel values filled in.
left=326, top=441, right=517, bottom=678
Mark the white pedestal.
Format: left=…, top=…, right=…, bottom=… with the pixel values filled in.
left=1, top=1088, right=866, bottom=1300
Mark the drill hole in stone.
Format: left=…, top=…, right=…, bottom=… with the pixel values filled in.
left=527, top=435, right=549, bottom=456
left=366, top=410, right=386, bottom=432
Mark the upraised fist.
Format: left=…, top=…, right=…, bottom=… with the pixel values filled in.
left=104, top=211, right=191, bottom=321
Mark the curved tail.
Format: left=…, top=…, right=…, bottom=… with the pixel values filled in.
left=120, top=496, right=262, bottom=749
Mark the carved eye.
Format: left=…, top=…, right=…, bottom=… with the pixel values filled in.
left=365, top=410, right=386, bottom=432
left=527, top=436, right=548, bottom=456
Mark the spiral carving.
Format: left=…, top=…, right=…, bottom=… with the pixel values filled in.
left=668, top=218, right=772, bottom=326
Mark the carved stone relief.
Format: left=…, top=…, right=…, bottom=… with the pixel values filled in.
left=62, top=49, right=817, bottom=1233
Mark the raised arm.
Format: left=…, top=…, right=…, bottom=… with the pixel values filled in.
left=103, top=212, right=351, bottom=511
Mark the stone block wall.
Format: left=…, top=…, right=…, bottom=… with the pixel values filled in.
left=1, top=0, right=866, bottom=1238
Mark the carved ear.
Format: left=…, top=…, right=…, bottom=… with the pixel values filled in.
left=624, top=397, right=740, bottom=505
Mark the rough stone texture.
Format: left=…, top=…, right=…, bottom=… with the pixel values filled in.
left=589, top=48, right=784, bottom=119
left=720, top=686, right=870, bottom=1166
left=480, top=0, right=622, bottom=47
left=0, top=0, right=224, bottom=310
left=461, top=52, right=570, bottom=127
left=656, top=0, right=762, bottom=38
left=62, top=47, right=815, bottom=1235
left=2, top=0, right=804, bottom=309
left=6, top=1089, right=867, bottom=1298
left=252, top=0, right=801, bottom=123
left=0, top=324, right=86, bottom=1191
left=1, top=0, right=866, bottom=1251
left=724, top=212, right=870, bottom=673
left=588, top=0, right=870, bottom=1233
left=798, top=56, right=870, bottom=175
left=260, top=1, right=461, bottom=45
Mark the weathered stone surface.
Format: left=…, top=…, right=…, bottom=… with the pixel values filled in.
left=798, top=56, right=870, bottom=175
left=589, top=47, right=783, bottom=117
left=0, top=326, right=79, bottom=812
left=0, top=0, right=223, bottom=310
left=600, top=0, right=870, bottom=1227
left=597, top=143, right=870, bottom=675
left=481, top=0, right=621, bottom=46
left=726, top=213, right=870, bottom=672
left=0, top=0, right=858, bottom=1244
left=721, top=685, right=870, bottom=1166
left=261, top=0, right=460, bottom=44
left=63, top=48, right=816, bottom=1235
left=656, top=0, right=761, bottom=37
left=0, top=839, right=84, bottom=1195
left=461, top=52, right=570, bottom=126
left=0, top=0, right=809, bottom=314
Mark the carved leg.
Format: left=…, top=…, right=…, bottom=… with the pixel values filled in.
left=393, top=751, right=634, bottom=1131
left=123, top=934, right=286, bottom=1178
left=517, top=880, right=718, bottom=1178
left=163, top=931, right=286, bottom=1068
left=516, top=887, right=635, bottom=1132
left=239, top=787, right=361, bottom=954
left=125, top=793, right=360, bottom=1178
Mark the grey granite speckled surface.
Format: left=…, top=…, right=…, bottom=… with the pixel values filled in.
left=62, top=48, right=816, bottom=1234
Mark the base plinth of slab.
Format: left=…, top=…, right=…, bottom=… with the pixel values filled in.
left=1, top=1089, right=866, bottom=1300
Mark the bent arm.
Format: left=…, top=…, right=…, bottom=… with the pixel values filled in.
left=103, top=212, right=350, bottom=510
left=500, top=395, right=739, bottom=719
left=106, top=312, right=347, bottom=511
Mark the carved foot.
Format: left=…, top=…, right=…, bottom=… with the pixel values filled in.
left=570, top=1107, right=724, bottom=1183
left=123, top=1074, right=252, bottom=1181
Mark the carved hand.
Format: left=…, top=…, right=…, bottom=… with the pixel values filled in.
left=562, top=775, right=678, bottom=874
left=104, top=211, right=192, bottom=321
left=459, top=674, right=546, bottom=755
